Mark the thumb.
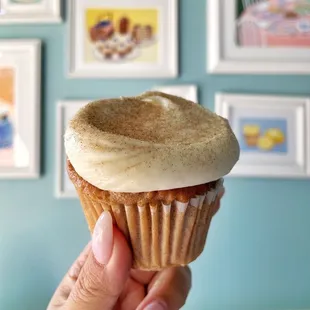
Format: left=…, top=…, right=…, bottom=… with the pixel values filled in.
left=67, top=211, right=132, bottom=310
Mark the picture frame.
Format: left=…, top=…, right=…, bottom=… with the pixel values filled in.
left=153, top=84, right=198, bottom=103
left=207, top=0, right=310, bottom=74
left=56, top=100, right=89, bottom=198
left=215, top=93, right=310, bottom=178
left=0, top=40, right=41, bottom=179
left=68, top=0, right=178, bottom=78
left=0, top=0, right=61, bottom=24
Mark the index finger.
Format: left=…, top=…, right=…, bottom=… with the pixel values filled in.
left=136, top=266, right=192, bottom=310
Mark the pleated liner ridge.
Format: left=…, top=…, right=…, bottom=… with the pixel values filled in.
left=75, top=179, right=224, bottom=270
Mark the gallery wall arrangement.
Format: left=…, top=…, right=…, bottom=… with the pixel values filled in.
left=0, top=0, right=310, bottom=186
left=1, top=1, right=310, bottom=310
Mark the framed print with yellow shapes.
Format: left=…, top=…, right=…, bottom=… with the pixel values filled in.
left=215, top=93, right=310, bottom=178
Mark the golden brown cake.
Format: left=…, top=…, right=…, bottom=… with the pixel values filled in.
left=64, top=91, right=240, bottom=270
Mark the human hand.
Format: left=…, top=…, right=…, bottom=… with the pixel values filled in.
left=47, top=212, right=192, bottom=310
left=48, top=187, right=225, bottom=310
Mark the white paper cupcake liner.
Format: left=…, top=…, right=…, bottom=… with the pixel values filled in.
left=75, top=179, right=224, bottom=270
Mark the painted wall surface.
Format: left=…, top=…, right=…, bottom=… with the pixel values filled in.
left=0, top=1, right=309, bottom=309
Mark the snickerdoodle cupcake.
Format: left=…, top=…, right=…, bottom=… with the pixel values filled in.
left=64, top=92, right=240, bottom=270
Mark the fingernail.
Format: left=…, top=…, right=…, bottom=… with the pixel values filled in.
left=92, top=211, right=113, bottom=265
left=144, top=300, right=167, bottom=310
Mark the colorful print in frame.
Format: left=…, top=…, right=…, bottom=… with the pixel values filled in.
left=215, top=93, right=310, bottom=178
left=239, top=117, right=288, bottom=153
left=0, top=40, right=41, bottom=179
left=236, top=0, right=310, bottom=48
left=0, top=68, right=15, bottom=167
left=207, top=0, right=310, bottom=74
left=85, top=8, right=159, bottom=64
left=69, top=0, right=178, bottom=78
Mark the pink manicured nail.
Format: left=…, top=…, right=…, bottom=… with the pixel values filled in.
left=144, top=300, right=167, bottom=310
left=92, top=211, right=113, bottom=264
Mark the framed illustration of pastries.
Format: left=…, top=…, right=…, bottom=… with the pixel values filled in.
left=68, top=0, right=178, bottom=78
left=208, top=0, right=310, bottom=74
left=0, top=0, right=61, bottom=23
left=0, top=40, right=41, bottom=178
left=215, top=93, right=310, bottom=178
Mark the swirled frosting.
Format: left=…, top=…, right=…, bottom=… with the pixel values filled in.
left=64, top=92, right=239, bottom=193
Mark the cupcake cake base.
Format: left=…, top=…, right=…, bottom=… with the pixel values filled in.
left=68, top=160, right=224, bottom=270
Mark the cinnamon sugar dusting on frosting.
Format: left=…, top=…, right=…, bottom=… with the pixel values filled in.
left=71, top=92, right=225, bottom=144
left=64, top=91, right=240, bottom=192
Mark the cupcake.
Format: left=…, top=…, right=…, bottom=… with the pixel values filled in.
left=265, top=128, right=285, bottom=144
left=145, top=25, right=153, bottom=40
left=119, top=17, right=130, bottom=34
left=132, top=24, right=143, bottom=44
left=65, top=92, right=240, bottom=270
left=89, top=18, right=115, bottom=42
left=243, top=124, right=260, bottom=146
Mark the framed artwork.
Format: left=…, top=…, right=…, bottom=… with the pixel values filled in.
left=0, top=40, right=41, bottom=178
left=0, top=0, right=61, bottom=23
left=68, top=0, right=178, bottom=78
left=215, top=93, right=310, bottom=178
left=153, top=85, right=198, bottom=103
left=207, top=0, right=310, bottom=74
left=56, top=100, right=90, bottom=198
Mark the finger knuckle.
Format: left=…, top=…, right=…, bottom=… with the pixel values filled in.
left=71, top=268, right=120, bottom=303
left=58, top=284, right=72, bottom=300
left=48, top=295, right=65, bottom=309
left=71, top=270, right=102, bottom=302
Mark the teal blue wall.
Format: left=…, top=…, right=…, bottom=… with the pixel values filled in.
left=1, top=1, right=310, bottom=309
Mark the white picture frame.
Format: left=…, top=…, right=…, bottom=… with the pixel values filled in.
left=153, top=84, right=198, bottom=103
left=68, top=0, right=178, bottom=78
left=207, top=0, right=310, bottom=74
left=215, top=93, right=310, bottom=178
left=56, top=100, right=90, bottom=198
left=0, top=40, right=41, bottom=179
left=0, top=0, right=61, bottom=24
